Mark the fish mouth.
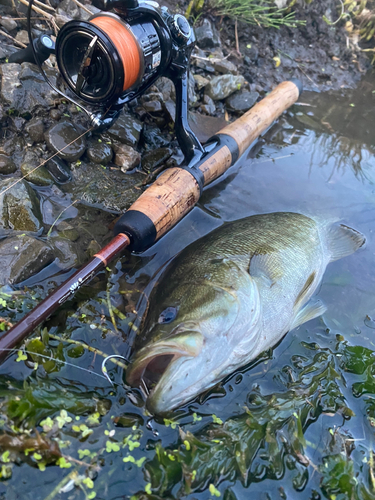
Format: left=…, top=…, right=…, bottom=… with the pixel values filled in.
left=126, top=329, right=204, bottom=410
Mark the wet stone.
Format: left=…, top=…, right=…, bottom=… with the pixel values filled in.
left=21, top=150, right=53, bottom=186
left=45, top=120, right=87, bottom=162
left=0, top=235, right=54, bottom=285
left=113, top=143, right=141, bottom=172
left=107, top=110, right=143, bottom=148
left=8, top=116, right=25, bottom=132
left=69, top=161, right=145, bottom=212
left=86, top=140, right=113, bottom=165
left=0, top=178, right=42, bottom=231
left=49, top=236, right=79, bottom=269
left=25, top=118, right=45, bottom=142
left=195, top=19, right=221, bottom=49
left=56, top=221, right=79, bottom=242
left=0, top=153, right=16, bottom=174
left=156, top=77, right=176, bottom=102
left=189, top=111, right=228, bottom=144
left=206, top=74, right=246, bottom=101
left=46, top=156, right=71, bottom=183
left=226, top=90, right=259, bottom=113
left=0, top=62, right=59, bottom=114
left=141, top=148, right=173, bottom=173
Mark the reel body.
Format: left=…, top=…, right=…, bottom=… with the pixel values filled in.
left=10, top=0, right=204, bottom=163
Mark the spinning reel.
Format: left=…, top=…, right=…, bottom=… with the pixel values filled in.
left=10, top=0, right=204, bottom=162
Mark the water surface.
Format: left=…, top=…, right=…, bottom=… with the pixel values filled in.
left=1, top=75, right=375, bottom=499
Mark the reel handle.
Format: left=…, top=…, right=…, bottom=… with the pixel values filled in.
left=115, top=80, right=302, bottom=251
left=8, top=34, right=55, bottom=65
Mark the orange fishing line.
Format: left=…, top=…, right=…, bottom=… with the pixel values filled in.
left=90, top=16, right=141, bottom=91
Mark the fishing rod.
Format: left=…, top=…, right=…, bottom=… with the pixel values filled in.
left=0, top=0, right=302, bottom=362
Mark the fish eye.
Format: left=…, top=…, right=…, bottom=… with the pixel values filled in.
left=158, top=306, right=177, bottom=324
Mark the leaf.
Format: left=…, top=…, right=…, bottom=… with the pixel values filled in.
left=16, top=351, right=27, bottom=362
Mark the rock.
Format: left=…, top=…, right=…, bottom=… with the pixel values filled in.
left=15, top=30, right=29, bottom=46
left=0, top=63, right=59, bottom=115
left=0, top=43, right=17, bottom=60
left=69, top=161, right=145, bottom=212
left=0, top=154, right=16, bottom=174
left=188, top=111, right=228, bottom=143
left=50, top=108, right=63, bottom=120
left=46, top=156, right=71, bottom=183
left=49, top=236, right=79, bottom=269
left=143, top=127, right=171, bottom=149
left=194, top=19, right=221, bottom=49
left=56, top=221, right=79, bottom=241
left=25, top=117, right=45, bottom=142
left=86, top=140, right=113, bottom=165
left=189, top=72, right=198, bottom=107
left=21, top=159, right=54, bottom=186
left=0, top=235, right=54, bottom=285
left=206, top=74, right=246, bottom=101
left=113, top=143, right=141, bottom=172
left=156, top=77, right=176, bottom=102
left=143, top=99, right=164, bottom=114
left=141, top=148, right=173, bottom=173
left=8, top=116, right=25, bottom=132
left=107, top=110, right=143, bottom=147
left=0, top=17, right=17, bottom=31
left=0, top=178, right=42, bottom=231
left=212, top=58, right=238, bottom=75
left=194, top=74, right=210, bottom=90
left=164, top=100, right=176, bottom=123
left=226, top=90, right=259, bottom=113
left=200, top=94, right=216, bottom=115
left=45, top=120, right=87, bottom=162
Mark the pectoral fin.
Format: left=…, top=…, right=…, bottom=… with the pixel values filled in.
left=249, top=252, right=283, bottom=287
left=291, top=300, right=326, bottom=330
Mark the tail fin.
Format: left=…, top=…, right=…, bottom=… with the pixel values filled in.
left=327, top=224, right=365, bottom=262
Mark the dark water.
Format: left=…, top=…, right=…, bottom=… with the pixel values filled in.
left=2, top=75, right=375, bottom=500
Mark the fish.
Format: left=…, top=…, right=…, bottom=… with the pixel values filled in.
left=126, top=212, right=365, bottom=414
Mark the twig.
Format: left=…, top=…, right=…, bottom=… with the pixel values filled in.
left=69, top=0, right=93, bottom=15
left=235, top=19, right=241, bottom=56
left=106, top=288, right=118, bottom=333
left=0, top=28, right=27, bottom=48
left=48, top=333, right=128, bottom=371
left=42, top=468, right=80, bottom=500
left=33, top=0, right=55, bottom=11
left=47, top=200, right=79, bottom=237
left=17, top=0, right=54, bottom=20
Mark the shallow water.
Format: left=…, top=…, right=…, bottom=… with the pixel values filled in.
left=1, top=74, right=375, bottom=499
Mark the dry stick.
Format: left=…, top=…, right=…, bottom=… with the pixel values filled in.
left=17, top=0, right=54, bottom=20
left=33, top=0, right=55, bottom=11
left=69, top=0, right=93, bottom=16
left=235, top=19, right=241, bottom=56
left=0, top=28, right=27, bottom=48
left=0, top=128, right=93, bottom=198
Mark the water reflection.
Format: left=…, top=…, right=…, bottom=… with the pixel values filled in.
left=3, top=74, right=375, bottom=499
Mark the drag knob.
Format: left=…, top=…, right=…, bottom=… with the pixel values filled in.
left=169, top=14, right=191, bottom=44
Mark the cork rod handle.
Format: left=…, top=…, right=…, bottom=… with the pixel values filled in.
left=117, top=80, right=301, bottom=248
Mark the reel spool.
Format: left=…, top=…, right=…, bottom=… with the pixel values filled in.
left=56, top=13, right=163, bottom=104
